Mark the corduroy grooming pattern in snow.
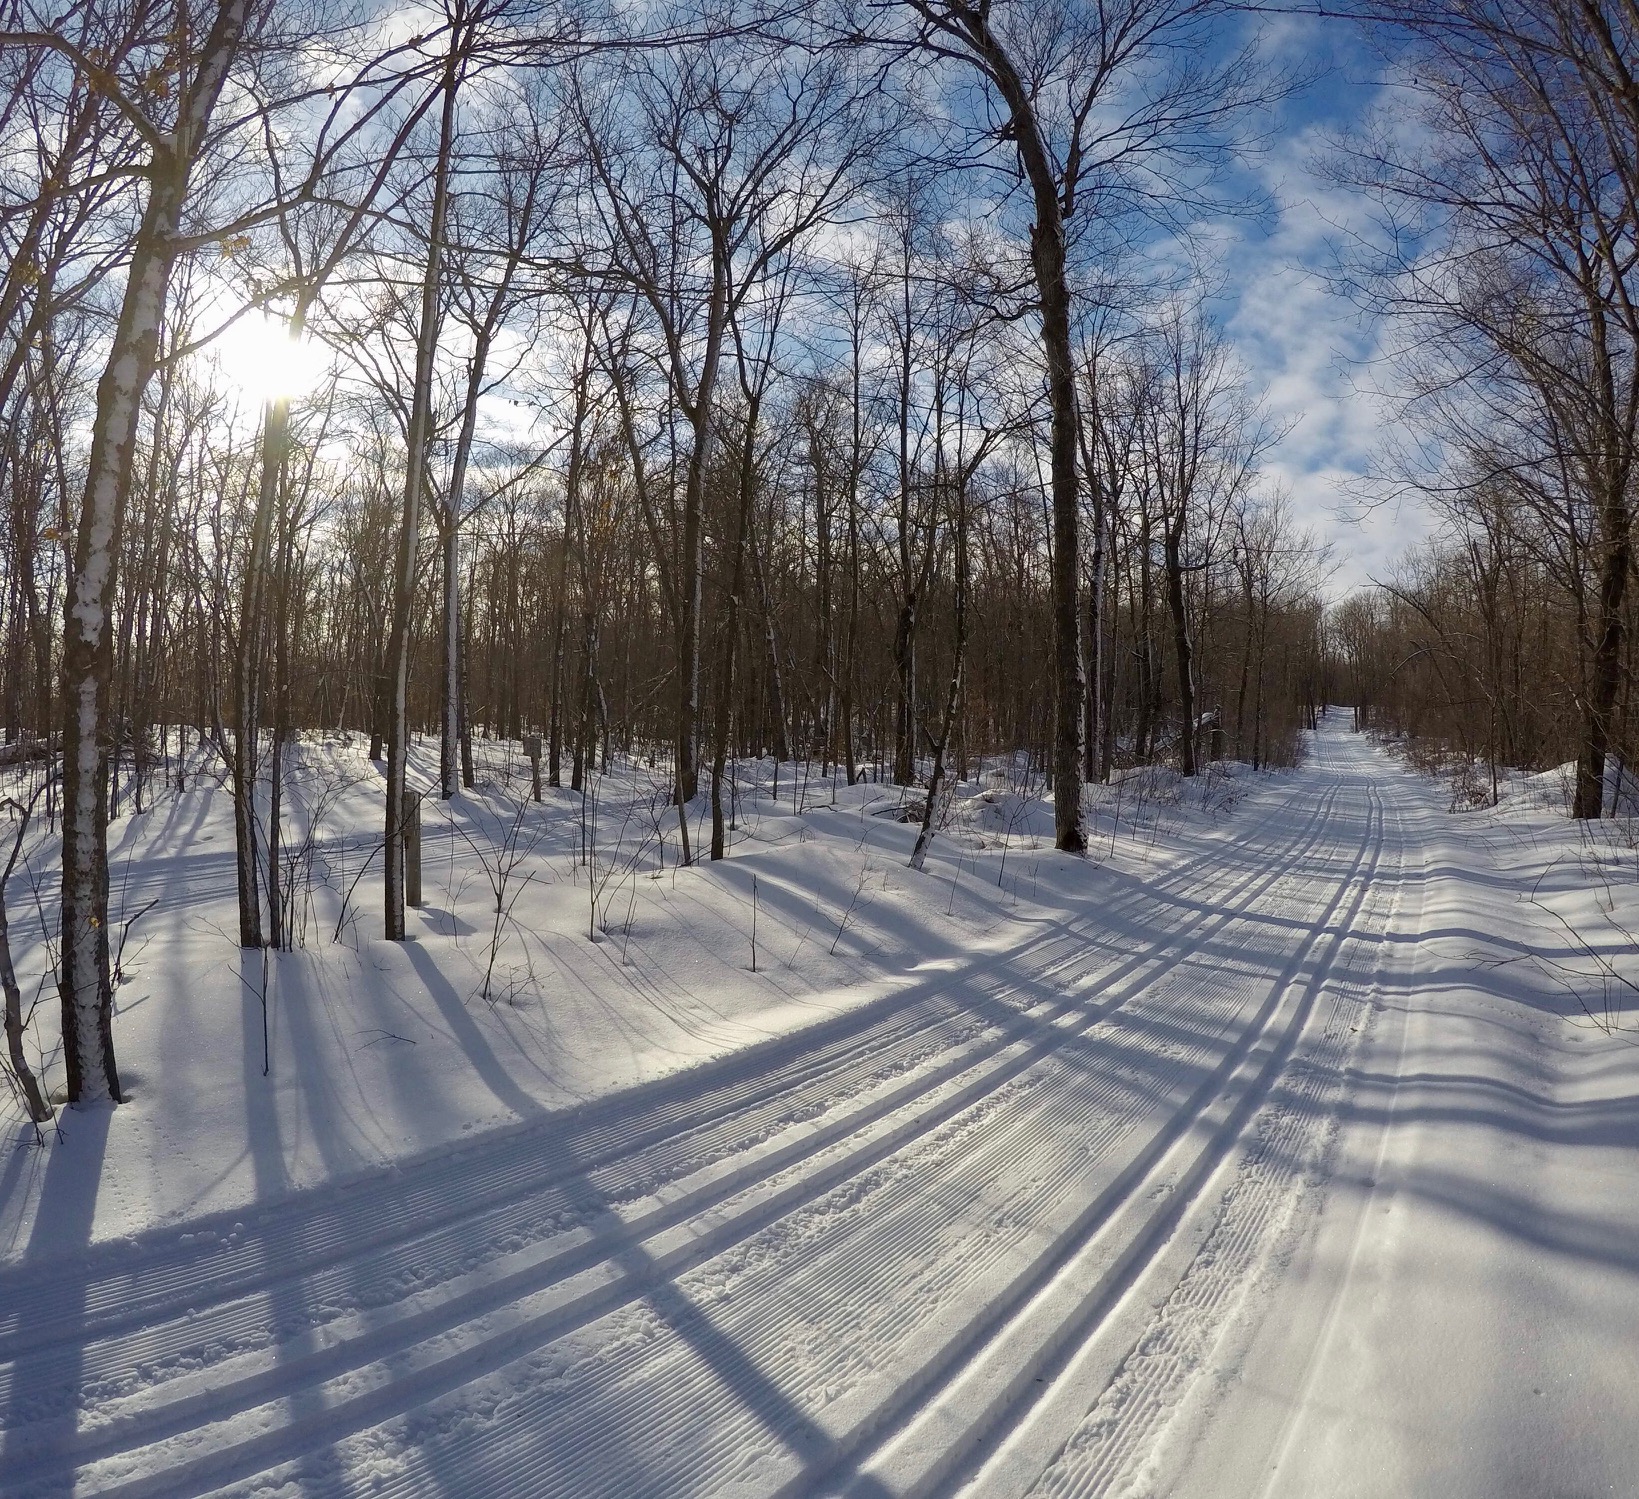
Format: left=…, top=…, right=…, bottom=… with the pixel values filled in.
left=0, top=729, right=1402, bottom=1499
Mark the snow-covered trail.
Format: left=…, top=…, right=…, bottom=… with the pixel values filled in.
left=3, top=722, right=1588, bottom=1498
left=1154, top=749, right=1639, bottom=1499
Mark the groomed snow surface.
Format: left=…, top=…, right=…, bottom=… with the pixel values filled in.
left=3, top=715, right=1636, bottom=1497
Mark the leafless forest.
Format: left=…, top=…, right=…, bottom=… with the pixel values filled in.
left=1330, top=3, right=1639, bottom=819
left=2, top=0, right=1636, bottom=1118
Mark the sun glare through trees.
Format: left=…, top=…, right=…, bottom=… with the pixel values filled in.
left=2, top=3, right=1638, bottom=1496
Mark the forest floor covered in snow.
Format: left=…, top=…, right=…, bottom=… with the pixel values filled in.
left=2, top=714, right=1637, bottom=1497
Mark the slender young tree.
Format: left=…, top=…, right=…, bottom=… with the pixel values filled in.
left=385, top=12, right=470, bottom=939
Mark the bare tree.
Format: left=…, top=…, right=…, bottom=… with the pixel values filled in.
left=1142, top=306, right=1272, bottom=775
left=6, top=0, right=258, bottom=1102
left=886, top=0, right=1283, bottom=848
left=574, top=22, right=882, bottom=856
left=1342, top=0, right=1639, bottom=816
left=385, top=6, right=476, bottom=940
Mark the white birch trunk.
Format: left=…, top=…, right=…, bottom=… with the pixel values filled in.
left=58, top=0, right=252, bottom=1103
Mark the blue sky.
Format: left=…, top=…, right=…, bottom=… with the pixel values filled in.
left=1210, top=9, right=1432, bottom=593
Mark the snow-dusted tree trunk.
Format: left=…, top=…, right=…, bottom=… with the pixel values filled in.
left=57, top=0, right=252, bottom=1103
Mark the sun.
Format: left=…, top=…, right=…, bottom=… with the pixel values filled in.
left=212, top=313, right=329, bottom=405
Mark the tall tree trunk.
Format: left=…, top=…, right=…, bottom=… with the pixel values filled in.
left=893, top=597, right=917, bottom=785
left=547, top=534, right=569, bottom=787
left=959, top=18, right=1085, bottom=847
left=675, top=291, right=726, bottom=816
left=438, top=164, right=536, bottom=797
left=459, top=577, right=475, bottom=790
left=843, top=325, right=863, bottom=784
left=892, top=246, right=919, bottom=789
left=712, top=398, right=759, bottom=859
left=813, top=457, right=834, bottom=774
left=1575, top=497, right=1632, bottom=818
left=1081, top=446, right=1110, bottom=784
left=1134, top=512, right=1156, bottom=762
left=1234, top=565, right=1253, bottom=761
left=437, top=347, right=486, bottom=801
left=1164, top=518, right=1197, bottom=776
left=1032, top=216, right=1087, bottom=845
left=58, top=0, right=251, bottom=1102
left=551, top=329, right=596, bottom=789
left=1251, top=594, right=1268, bottom=771
left=1100, top=563, right=1118, bottom=783
left=747, top=518, right=790, bottom=763
left=574, top=608, right=599, bottom=793
left=385, top=40, right=460, bottom=940
left=910, top=477, right=970, bottom=872
left=233, top=389, right=289, bottom=950
left=267, top=503, right=294, bottom=950
left=440, top=516, right=462, bottom=798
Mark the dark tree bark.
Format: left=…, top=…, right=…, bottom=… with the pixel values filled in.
left=385, top=28, right=462, bottom=940
left=900, top=3, right=1086, bottom=847
left=2, top=790, right=51, bottom=1122
left=711, top=394, right=760, bottom=860
left=1163, top=512, right=1198, bottom=776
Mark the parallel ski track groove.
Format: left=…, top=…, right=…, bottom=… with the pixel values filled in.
left=796, top=779, right=1390, bottom=1499
left=1, top=773, right=1370, bottom=1499
left=6, top=785, right=1345, bottom=1494
left=1019, top=791, right=1403, bottom=1499
left=160, top=781, right=1372, bottom=1499
left=0, top=780, right=1327, bottom=1361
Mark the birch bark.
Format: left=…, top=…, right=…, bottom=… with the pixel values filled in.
left=57, top=0, right=253, bottom=1102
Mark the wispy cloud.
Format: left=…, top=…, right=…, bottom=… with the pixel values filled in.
left=1212, top=17, right=1434, bottom=593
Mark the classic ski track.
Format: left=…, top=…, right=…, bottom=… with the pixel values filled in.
left=449, top=784, right=1387, bottom=1499
left=206, top=844, right=1373, bottom=1499
left=0, top=771, right=1384, bottom=1499
left=799, top=776, right=1391, bottom=1499
left=137, top=784, right=1364, bottom=1498
left=0, top=773, right=1319, bottom=1358
left=1011, top=790, right=1404, bottom=1499
left=0, top=778, right=1334, bottom=1467
left=0, top=779, right=1337, bottom=1494
left=1247, top=784, right=1431, bottom=1499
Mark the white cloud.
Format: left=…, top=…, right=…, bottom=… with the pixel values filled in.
left=1211, top=32, right=1437, bottom=596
